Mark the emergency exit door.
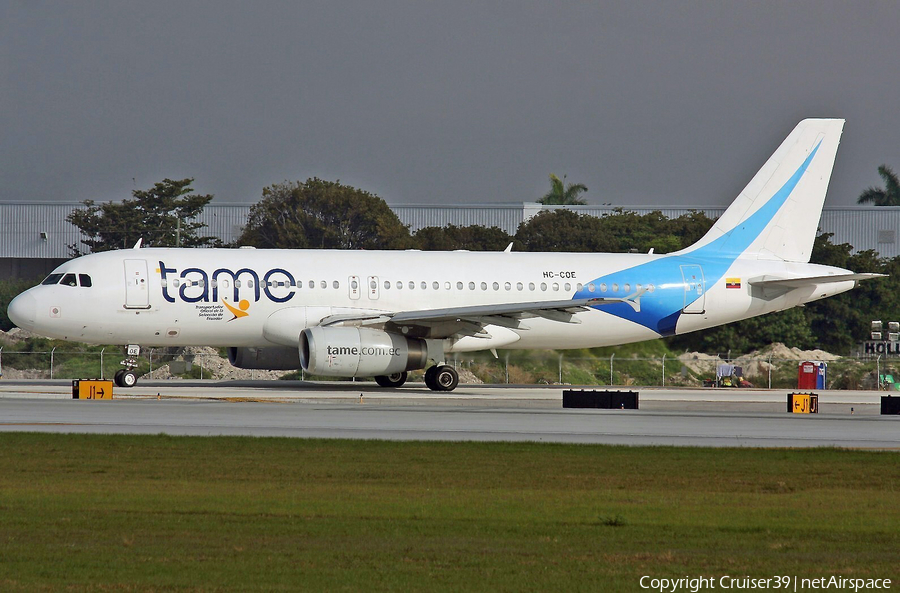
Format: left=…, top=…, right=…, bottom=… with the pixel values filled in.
left=680, top=265, right=705, bottom=314
left=124, top=259, right=150, bottom=309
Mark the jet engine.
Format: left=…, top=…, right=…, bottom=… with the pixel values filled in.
left=227, top=346, right=301, bottom=370
left=300, top=326, right=427, bottom=377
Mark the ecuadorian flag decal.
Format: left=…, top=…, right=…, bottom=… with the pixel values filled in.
left=726, top=278, right=742, bottom=289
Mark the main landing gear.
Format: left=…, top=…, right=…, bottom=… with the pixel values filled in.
left=114, top=344, right=141, bottom=388
left=374, top=372, right=408, bottom=388
left=424, top=365, right=459, bottom=392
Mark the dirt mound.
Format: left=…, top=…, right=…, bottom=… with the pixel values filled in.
left=0, top=328, right=39, bottom=345
left=676, top=352, right=721, bottom=375
left=457, top=367, right=484, bottom=385
left=751, top=342, right=839, bottom=361
left=143, top=347, right=290, bottom=381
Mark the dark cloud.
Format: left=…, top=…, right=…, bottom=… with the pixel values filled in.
left=2, top=1, right=898, bottom=207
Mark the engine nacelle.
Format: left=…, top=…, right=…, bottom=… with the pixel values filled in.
left=227, top=346, right=300, bottom=370
left=300, top=326, right=427, bottom=377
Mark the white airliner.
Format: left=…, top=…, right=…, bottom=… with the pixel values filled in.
left=7, top=119, right=882, bottom=390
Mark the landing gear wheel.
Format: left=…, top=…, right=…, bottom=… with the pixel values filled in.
left=115, top=370, right=138, bottom=388
left=121, top=370, right=138, bottom=387
left=434, top=365, right=458, bottom=391
left=375, top=372, right=408, bottom=388
left=424, top=366, right=439, bottom=390
left=426, top=365, right=459, bottom=392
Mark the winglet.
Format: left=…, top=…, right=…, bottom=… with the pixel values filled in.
left=132, top=238, right=143, bottom=249
left=504, top=242, right=513, bottom=253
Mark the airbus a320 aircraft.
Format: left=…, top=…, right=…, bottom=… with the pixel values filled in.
left=7, top=119, right=883, bottom=391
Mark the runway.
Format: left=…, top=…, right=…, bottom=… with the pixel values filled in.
left=0, top=380, right=897, bottom=448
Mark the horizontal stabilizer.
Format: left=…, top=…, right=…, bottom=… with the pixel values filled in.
left=748, top=273, right=886, bottom=289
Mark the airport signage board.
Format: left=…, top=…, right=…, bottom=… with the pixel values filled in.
left=862, top=341, right=900, bottom=357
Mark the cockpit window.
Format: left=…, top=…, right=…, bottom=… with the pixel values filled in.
left=41, top=273, right=63, bottom=286
left=79, top=274, right=92, bottom=287
left=61, top=273, right=78, bottom=287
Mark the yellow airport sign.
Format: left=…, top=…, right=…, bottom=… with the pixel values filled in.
left=787, top=392, right=818, bottom=414
left=72, top=380, right=114, bottom=400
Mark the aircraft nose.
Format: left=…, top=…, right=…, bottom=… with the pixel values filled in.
left=7, top=291, right=37, bottom=330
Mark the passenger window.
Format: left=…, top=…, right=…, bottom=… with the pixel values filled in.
left=588, top=283, right=595, bottom=292
left=433, top=281, right=439, bottom=290
left=61, top=273, right=77, bottom=287
left=384, top=280, right=390, bottom=289
left=42, top=274, right=63, bottom=285
left=320, top=280, right=326, bottom=289
left=456, top=281, right=463, bottom=290
left=309, top=280, right=315, bottom=289
left=396, top=281, right=403, bottom=290
left=552, top=283, right=559, bottom=291
left=333, top=281, right=339, bottom=289
left=79, top=274, right=92, bottom=287
left=421, top=281, right=427, bottom=290
left=408, top=281, right=415, bottom=290
left=540, top=282, right=547, bottom=291
left=517, top=282, right=523, bottom=291
left=492, top=282, right=499, bottom=291
left=564, top=283, right=571, bottom=291
left=528, top=283, right=535, bottom=291
left=600, top=283, right=607, bottom=292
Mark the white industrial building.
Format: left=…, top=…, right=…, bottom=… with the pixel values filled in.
left=1, top=201, right=898, bottom=279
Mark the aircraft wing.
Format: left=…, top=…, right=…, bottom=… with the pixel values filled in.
left=318, top=295, right=641, bottom=338
left=748, top=272, right=886, bottom=289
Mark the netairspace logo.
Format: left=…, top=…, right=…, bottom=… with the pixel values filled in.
left=639, top=575, right=892, bottom=592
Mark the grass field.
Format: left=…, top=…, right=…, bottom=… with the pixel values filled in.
left=0, top=434, right=897, bottom=591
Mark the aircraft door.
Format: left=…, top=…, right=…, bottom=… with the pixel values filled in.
left=124, top=259, right=150, bottom=309
left=349, top=276, right=360, bottom=300
left=680, top=264, right=705, bottom=314
left=367, top=276, right=380, bottom=300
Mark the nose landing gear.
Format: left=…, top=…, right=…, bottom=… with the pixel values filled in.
left=114, top=344, right=141, bottom=388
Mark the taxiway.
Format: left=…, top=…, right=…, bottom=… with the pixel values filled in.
left=1, top=380, right=897, bottom=448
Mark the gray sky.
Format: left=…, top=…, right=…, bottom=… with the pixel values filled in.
left=2, top=1, right=898, bottom=208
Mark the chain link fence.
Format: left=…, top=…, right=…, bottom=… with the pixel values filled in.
left=2, top=346, right=898, bottom=390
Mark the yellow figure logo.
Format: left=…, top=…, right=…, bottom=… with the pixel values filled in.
left=223, top=299, right=250, bottom=321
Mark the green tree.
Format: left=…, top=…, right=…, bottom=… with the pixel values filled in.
left=857, top=165, right=900, bottom=206
left=237, top=178, right=411, bottom=249
left=805, top=233, right=896, bottom=353
left=514, top=209, right=715, bottom=254
left=538, top=174, right=588, bottom=205
left=414, top=225, right=513, bottom=251
left=67, top=178, right=219, bottom=255
left=515, top=210, right=615, bottom=252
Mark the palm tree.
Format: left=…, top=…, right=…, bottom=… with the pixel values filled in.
left=538, top=173, right=588, bottom=205
left=857, top=165, right=900, bottom=206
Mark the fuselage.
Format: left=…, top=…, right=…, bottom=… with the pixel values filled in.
left=8, top=246, right=855, bottom=352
